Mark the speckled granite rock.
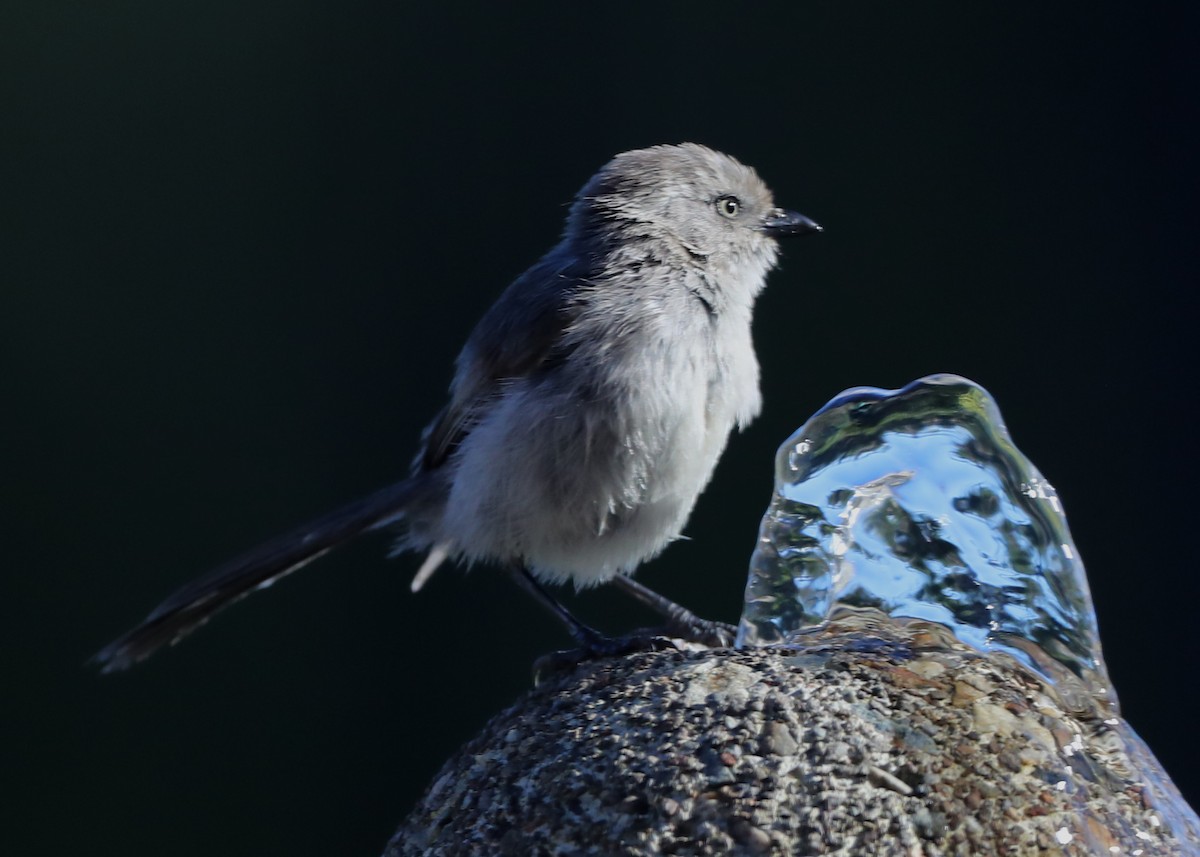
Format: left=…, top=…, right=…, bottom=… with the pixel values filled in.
left=388, top=634, right=1199, bottom=856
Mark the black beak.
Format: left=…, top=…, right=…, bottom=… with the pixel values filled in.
left=761, top=208, right=822, bottom=237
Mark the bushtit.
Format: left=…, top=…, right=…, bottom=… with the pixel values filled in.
left=95, top=143, right=820, bottom=671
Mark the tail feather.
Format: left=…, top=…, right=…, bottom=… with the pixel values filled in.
left=93, top=479, right=420, bottom=672
left=410, top=543, right=452, bottom=592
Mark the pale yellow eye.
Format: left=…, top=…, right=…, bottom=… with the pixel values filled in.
left=716, top=195, right=741, bottom=219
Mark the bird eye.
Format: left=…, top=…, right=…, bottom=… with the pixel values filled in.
left=716, top=195, right=741, bottom=219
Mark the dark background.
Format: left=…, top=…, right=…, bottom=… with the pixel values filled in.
left=4, top=3, right=1198, bottom=855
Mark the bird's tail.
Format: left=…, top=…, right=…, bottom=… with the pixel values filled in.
left=92, top=480, right=421, bottom=672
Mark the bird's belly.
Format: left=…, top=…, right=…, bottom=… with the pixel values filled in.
left=440, top=359, right=739, bottom=586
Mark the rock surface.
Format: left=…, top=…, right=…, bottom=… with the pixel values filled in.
left=388, top=634, right=1199, bottom=856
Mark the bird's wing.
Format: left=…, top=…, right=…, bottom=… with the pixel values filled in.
left=419, top=256, right=584, bottom=470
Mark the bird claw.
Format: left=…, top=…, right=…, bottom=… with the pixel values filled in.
left=531, top=621, right=736, bottom=683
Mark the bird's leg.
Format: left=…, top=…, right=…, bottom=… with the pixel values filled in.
left=609, top=574, right=736, bottom=647
left=505, top=565, right=629, bottom=655
left=505, top=565, right=733, bottom=662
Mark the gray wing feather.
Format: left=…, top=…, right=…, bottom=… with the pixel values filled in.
left=420, top=256, right=583, bottom=470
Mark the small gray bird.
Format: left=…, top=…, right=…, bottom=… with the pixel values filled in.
left=95, top=143, right=820, bottom=671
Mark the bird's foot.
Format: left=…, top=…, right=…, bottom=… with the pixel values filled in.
left=531, top=622, right=735, bottom=683
left=662, top=616, right=737, bottom=648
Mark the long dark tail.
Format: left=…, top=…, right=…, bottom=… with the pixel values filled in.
left=93, top=480, right=421, bottom=672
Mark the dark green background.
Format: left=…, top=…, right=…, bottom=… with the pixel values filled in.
left=5, top=3, right=1198, bottom=855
